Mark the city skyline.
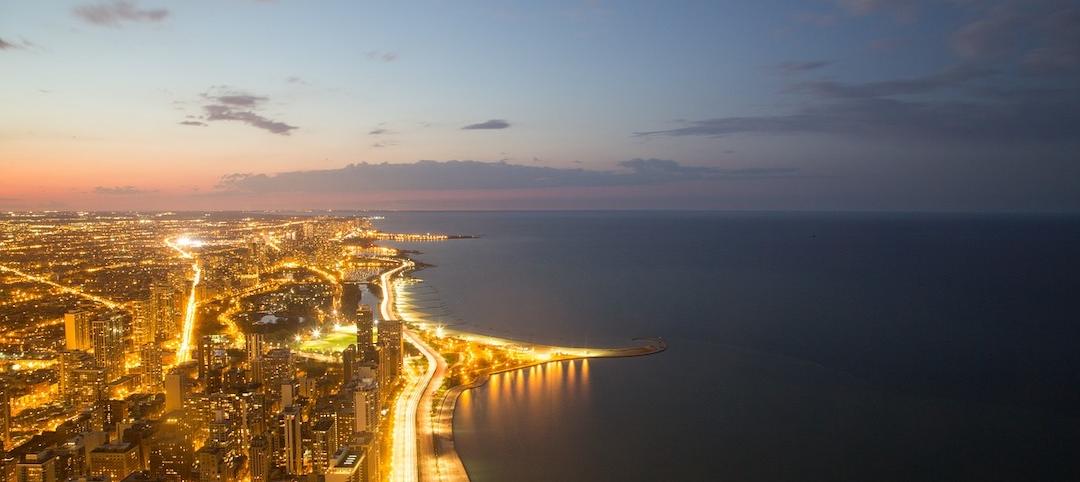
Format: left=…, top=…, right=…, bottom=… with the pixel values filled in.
left=3, top=0, right=1079, bottom=211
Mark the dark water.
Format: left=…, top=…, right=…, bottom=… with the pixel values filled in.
left=376, top=211, right=1080, bottom=481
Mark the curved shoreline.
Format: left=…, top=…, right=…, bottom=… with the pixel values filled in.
left=383, top=257, right=667, bottom=481
left=434, top=338, right=667, bottom=480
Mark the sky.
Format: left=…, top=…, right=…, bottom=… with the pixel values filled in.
left=1, top=0, right=1078, bottom=211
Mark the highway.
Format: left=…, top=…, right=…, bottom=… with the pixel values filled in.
left=165, top=238, right=201, bottom=364
left=381, top=255, right=665, bottom=482
left=382, top=259, right=431, bottom=482
left=0, top=263, right=123, bottom=309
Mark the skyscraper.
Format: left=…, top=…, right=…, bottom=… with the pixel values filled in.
left=139, top=344, right=163, bottom=392
left=352, top=379, right=379, bottom=434
left=91, top=314, right=125, bottom=382
left=377, top=318, right=402, bottom=405
left=15, top=449, right=56, bottom=482
left=260, top=348, right=292, bottom=408
left=341, top=344, right=356, bottom=385
left=164, top=372, right=185, bottom=412
left=149, top=283, right=181, bottom=342
left=0, top=385, right=11, bottom=451
left=131, top=300, right=155, bottom=347
left=64, top=311, right=92, bottom=351
left=311, top=418, right=337, bottom=474
left=282, top=405, right=303, bottom=475
left=341, top=283, right=361, bottom=323
left=356, top=305, right=376, bottom=363
left=247, top=436, right=270, bottom=482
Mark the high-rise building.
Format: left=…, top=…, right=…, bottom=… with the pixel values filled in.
left=64, top=311, right=93, bottom=351
left=352, top=379, right=379, bottom=434
left=260, top=349, right=292, bottom=408
left=164, top=372, right=185, bottom=412
left=197, top=335, right=230, bottom=382
left=88, top=442, right=140, bottom=482
left=71, top=367, right=108, bottom=409
left=282, top=406, right=303, bottom=475
left=58, top=351, right=95, bottom=402
left=149, top=284, right=181, bottom=343
left=356, top=305, right=376, bottom=363
left=324, top=448, right=365, bottom=482
left=247, top=436, right=270, bottom=482
left=131, top=301, right=155, bottom=347
left=91, top=314, right=125, bottom=382
left=310, top=418, right=337, bottom=474
left=139, top=344, right=163, bottom=392
left=195, top=446, right=230, bottom=482
left=15, top=449, right=56, bottom=482
left=0, top=386, right=11, bottom=451
left=341, top=283, right=362, bottom=323
left=341, top=344, right=356, bottom=385
left=151, top=413, right=194, bottom=482
left=377, top=318, right=402, bottom=405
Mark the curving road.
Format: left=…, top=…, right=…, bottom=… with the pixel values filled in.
left=383, top=259, right=438, bottom=482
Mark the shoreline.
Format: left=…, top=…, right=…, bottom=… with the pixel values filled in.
left=433, top=338, right=667, bottom=480
left=381, top=255, right=666, bottom=481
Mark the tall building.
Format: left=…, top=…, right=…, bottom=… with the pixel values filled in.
left=64, top=311, right=93, bottom=351
left=0, top=386, right=11, bottom=451
left=58, top=351, right=94, bottom=401
left=247, top=436, right=270, bottom=482
left=91, top=314, right=125, bottom=382
left=197, top=335, right=230, bottom=382
left=70, top=367, right=108, bottom=410
left=149, top=284, right=181, bottom=343
left=195, top=446, right=231, bottom=482
left=139, top=344, right=163, bottom=392
left=164, top=372, right=185, bottom=412
left=15, top=449, right=57, bottom=482
left=310, top=418, right=337, bottom=474
left=130, top=301, right=155, bottom=347
left=341, top=344, right=356, bottom=385
left=282, top=406, right=303, bottom=475
left=88, top=442, right=140, bottom=482
left=259, top=349, right=292, bottom=408
left=377, top=318, right=402, bottom=405
left=352, top=379, right=379, bottom=435
left=324, top=448, right=365, bottom=482
left=151, top=414, right=194, bottom=482
left=245, top=333, right=264, bottom=388
left=355, top=305, right=376, bottom=363
left=341, top=283, right=362, bottom=323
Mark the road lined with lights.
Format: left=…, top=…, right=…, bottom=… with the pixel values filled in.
left=166, top=238, right=201, bottom=364
left=0, top=263, right=123, bottom=309
left=382, top=259, right=429, bottom=482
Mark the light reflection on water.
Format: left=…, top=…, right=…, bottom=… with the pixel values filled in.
left=455, top=359, right=591, bottom=461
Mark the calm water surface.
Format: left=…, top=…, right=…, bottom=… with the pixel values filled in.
left=377, top=211, right=1080, bottom=481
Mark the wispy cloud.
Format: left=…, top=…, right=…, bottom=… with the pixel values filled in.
left=791, top=64, right=992, bottom=98
left=0, top=37, right=21, bottom=50
left=94, top=185, right=155, bottom=195
left=184, top=88, right=298, bottom=135
left=366, top=50, right=399, bottom=62
left=777, top=60, right=832, bottom=73
left=634, top=93, right=1080, bottom=142
left=73, top=1, right=169, bottom=26
left=217, top=159, right=798, bottom=193
left=462, top=119, right=510, bottom=130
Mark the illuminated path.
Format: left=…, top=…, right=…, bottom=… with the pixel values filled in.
left=166, top=238, right=201, bottom=364
left=0, top=263, right=122, bottom=309
left=383, top=259, right=430, bottom=482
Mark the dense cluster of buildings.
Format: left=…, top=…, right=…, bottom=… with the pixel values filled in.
left=0, top=214, right=402, bottom=482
